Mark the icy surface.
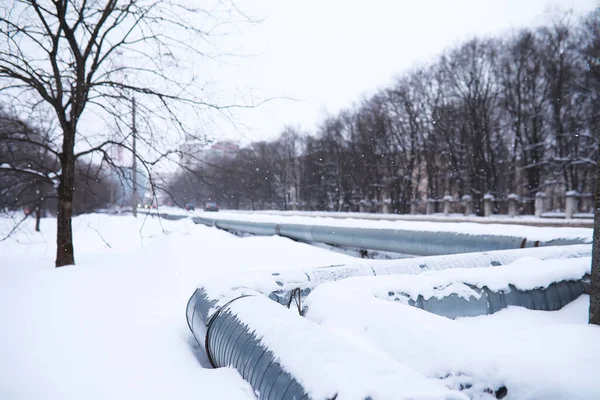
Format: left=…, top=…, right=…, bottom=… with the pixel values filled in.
left=0, top=213, right=353, bottom=400
left=204, top=211, right=592, bottom=242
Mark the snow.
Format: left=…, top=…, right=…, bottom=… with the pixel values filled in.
left=304, top=286, right=600, bottom=400
left=201, top=210, right=592, bottom=243
left=1, top=212, right=598, bottom=399
left=0, top=213, right=354, bottom=400
left=198, top=244, right=591, bottom=308
left=228, top=209, right=594, bottom=227
left=229, top=293, right=467, bottom=400
left=302, top=256, right=591, bottom=304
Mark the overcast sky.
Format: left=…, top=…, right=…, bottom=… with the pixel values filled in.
left=200, top=0, right=598, bottom=144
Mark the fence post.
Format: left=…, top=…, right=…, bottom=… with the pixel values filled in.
left=443, top=195, right=452, bottom=216
left=483, top=194, right=494, bottom=217
left=410, top=201, right=417, bottom=215
left=359, top=201, right=366, bottom=213
left=462, top=194, right=473, bottom=216
left=565, top=191, right=578, bottom=220
left=534, top=192, right=545, bottom=218
left=507, top=193, right=519, bottom=218
left=426, top=198, right=435, bottom=215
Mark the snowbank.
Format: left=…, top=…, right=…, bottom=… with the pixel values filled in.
left=229, top=209, right=594, bottom=227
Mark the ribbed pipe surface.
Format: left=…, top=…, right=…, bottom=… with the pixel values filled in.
left=401, top=278, right=589, bottom=319
left=191, top=216, right=588, bottom=256
left=186, top=288, right=308, bottom=400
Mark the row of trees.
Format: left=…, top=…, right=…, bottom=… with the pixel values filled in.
left=0, top=109, right=124, bottom=223
left=170, top=10, right=599, bottom=216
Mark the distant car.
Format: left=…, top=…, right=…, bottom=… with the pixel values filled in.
left=204, top=202, right=219, bottom=212
left=185, top=203, right=195, bottom=211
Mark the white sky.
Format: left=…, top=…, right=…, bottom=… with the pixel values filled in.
left=200, top=0, right=598, bottom=144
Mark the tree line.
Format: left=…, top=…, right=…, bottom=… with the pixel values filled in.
left=170, top=11, right=599, bottom=216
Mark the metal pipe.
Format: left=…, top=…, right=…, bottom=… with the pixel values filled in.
left=377, top=278, right=589, bottom=319
left=186, top=288, right=460, bottom=399
left=266, top=245, right=591, bottom=306
left=191, top=216, right=588, bottom=256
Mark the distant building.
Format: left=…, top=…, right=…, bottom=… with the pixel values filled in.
left=179, top=139, right=239, bottom=169
left=210, top=141, right=239, bottom=158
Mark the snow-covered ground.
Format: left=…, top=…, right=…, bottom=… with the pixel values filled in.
left=304, top=258, right=600, bottom=399
left=0, top=213, right=354, bottom=400
left=1, top=213, right=598, bottom=399
left=305, top=291, right=599, bottom=399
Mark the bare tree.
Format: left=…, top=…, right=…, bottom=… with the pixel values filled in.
left=498, top=29, right=549, bottom=204
left=0, top=1, right=251, bottom=266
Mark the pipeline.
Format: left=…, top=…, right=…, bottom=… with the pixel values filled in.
left=265, top=244, right=591, bottom=306
left=187, top=246, right=590, bottom=399
left=187, top=288, right=309, bottom=399
left=186, top=288, right=463, bottom=400
left=191, top=216, right=589, bottom=256
left=407, top=278, right=588, bottom=319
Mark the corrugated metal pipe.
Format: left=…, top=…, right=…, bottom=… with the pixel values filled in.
left=187, top=288, right=311, bottom=399
left=191, top=216, right=588, bottom=256
left=186, top=288, right=465, bottom=399
left=265, top=245, right=591, bottom=306
left=187, top=245, right=591, bottom=399
left=407, top=277, right=589, bottom=319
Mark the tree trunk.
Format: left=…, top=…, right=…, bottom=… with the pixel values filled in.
left=56, top=138, right=76, bottom=267
left=589, top=155, right=600, bottom=325
left=35, top=204, right=41, bottom=232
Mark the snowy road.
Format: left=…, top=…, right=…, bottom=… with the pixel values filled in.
left=0, top=214, right=354, bottom=400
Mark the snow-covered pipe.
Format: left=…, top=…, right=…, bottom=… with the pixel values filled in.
left=301, top=255, right=591, bottom=319
left=265, top=245, right=591, bottom=306
left=191, top=216, right=588, bottom=256
left=410, top=278, right=587, bottom=318
left=185, top=247, right=589, bottom=399
left=186, top=287, right=465, bottom=400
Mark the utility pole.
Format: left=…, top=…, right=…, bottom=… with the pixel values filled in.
left=131, top=96, right=138, bottom=218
